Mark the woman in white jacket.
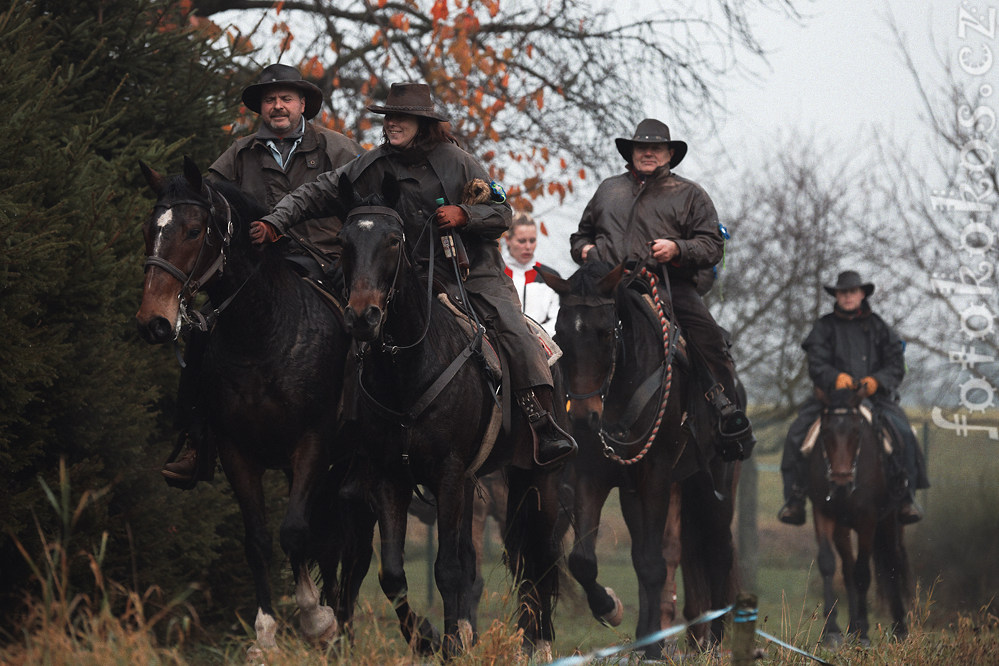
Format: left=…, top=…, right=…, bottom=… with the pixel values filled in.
left=502, top=212, right=561, bottom=337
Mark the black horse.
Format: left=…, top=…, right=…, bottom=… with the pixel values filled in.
left=542, top=261, right=739, bottom=657
left=334, top=182, right=564, bottom=660
left=807, top=387, right=911, bottom=645
left=135, top=158, right=369, bottom=654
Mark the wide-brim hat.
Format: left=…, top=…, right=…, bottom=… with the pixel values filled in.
left=615, top=118, right=688, bottom=168
left=241, top=64, right=324, bottom=119
left=367, top=82, right=449, bottom=122
left=824, top=270, right=875, bottom=297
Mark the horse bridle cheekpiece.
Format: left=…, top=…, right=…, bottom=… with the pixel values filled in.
left=145, top=182, right=232, bottom=327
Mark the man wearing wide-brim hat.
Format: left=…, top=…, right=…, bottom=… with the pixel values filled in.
left=569, top=117, right=755, bottom=463
left=162, top=64, right=363, bottom=487
left=777, top=270, right=929, bottom=526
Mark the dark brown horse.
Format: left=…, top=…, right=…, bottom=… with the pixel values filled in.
left=807, top=387, right=911, bottom=645
left=135, top=158, right=368, bottom=654
left=335, top=186, right=564, bottom=660
left=543, top=261, right=739, bottom=657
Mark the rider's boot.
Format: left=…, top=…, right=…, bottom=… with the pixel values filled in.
left=516, top=387, right=577, bottom=467
left=707, top=383, right=755, bottom=461
left=885, top=447, right=922, bottom=524
left=777, top=484, right=808, bottom=526
left=162, top=444, right=200, bottom=483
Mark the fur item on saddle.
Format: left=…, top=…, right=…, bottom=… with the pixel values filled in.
left=462, top=178, right=492, bottom=205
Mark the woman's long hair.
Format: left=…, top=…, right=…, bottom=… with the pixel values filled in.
left=381, top=116, right=460, bottom=153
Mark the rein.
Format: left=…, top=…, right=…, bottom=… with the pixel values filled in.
left=600, top=267, right=677, bottom=466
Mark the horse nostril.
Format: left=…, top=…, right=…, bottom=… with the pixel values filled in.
left=137, top=316, right=175, bottom=345
left=363, top=306, right=382, bottom=328
left=587, top=412, right=600, bottom=431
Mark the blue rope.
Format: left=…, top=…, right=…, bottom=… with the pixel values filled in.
left=550, top=605, right=732, bottom=665
left=755, top=629, right=835, bottom=665
left=551, top=605, right=835, bottom=666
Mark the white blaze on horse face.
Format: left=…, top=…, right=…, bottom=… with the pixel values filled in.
left=573, top=312, right=585, bottom=334
left=151, top=208, right=173, bottom=256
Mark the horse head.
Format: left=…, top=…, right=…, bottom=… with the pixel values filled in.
left=135, top=156, right=233, bottom=344
left=817, top=387, right=870, bottom=493
left=338, top=172, right=404, bottom=342
left=543, top=261, right=625, bottom=429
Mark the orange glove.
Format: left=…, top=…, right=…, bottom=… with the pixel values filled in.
left=435, top=205, right=468, bottom=230
left=835, top=373, right=856, bottom=390
left=250, top=221, right=280, bottom=245
left=859, top=376, right=878, bottom=395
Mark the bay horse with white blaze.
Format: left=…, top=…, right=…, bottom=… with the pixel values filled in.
left=807, top=387, right=911, bottom=645
left=334, top=176, right=564, bottom=660
left=542, top=261, right=739, bottom=657
left=135, top=158, right=369, bottom=654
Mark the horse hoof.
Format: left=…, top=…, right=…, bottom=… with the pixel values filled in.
left=532, top=639, right=553, bottom=663
left=301, top=604, right=338, bottom=643
left=822, top=632, right=844, bottom=648
left=599, top=587, right=624, bottom=627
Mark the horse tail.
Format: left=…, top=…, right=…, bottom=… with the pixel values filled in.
left=503, top=466, right=563, bottom=642
left=873, top=514, right=912, bottom=607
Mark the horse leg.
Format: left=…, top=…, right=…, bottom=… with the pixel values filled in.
left=620, top=479, right=670, bottom=659
left=567, top=475, right=622, bottom=626
left=813, top=510, right=843, bottom=645
left=875, top=516, right=909, bottom=640
left=281, top=433, right=337, bottom=643
left=374, top=475, right=441, bottom=654
left=660, top=482, right=682, bottom=630
left=434, top=463, right=477, bottom=658
left=218, top=448, right=277, bottom=652
left=505, top=464, right=562, bottom=660
left=851, top=525, right=874, bottom=644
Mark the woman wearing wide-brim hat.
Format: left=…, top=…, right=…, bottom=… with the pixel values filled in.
left=259, top=81, right=576, bottom=468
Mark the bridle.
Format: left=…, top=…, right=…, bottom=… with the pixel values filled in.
left=144, top=182, right=233, bottom=329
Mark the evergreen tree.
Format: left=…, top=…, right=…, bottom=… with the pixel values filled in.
left=0, top=0, right=249, bottom=627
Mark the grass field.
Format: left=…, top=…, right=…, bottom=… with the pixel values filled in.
left=3, top=412, right=997, bottom=664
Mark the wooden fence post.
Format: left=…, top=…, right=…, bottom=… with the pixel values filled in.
left=731, top=592, right=758, bottom=666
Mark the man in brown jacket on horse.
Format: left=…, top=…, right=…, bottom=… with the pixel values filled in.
left=570, top=118, right=754, bottom=461
left=162, top=64, right=362, bottom=485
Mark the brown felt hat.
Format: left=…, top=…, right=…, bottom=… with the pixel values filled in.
left=241, top=64, right=324, bottom=119
left=824, top=270, right=875, bottom=297
left=615, top=118, right=688, bottom=168
left=367, top=82, right=449, bottom=122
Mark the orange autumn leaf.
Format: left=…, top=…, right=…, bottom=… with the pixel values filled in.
left=578, top=168, right=586, bottom=179
left=431, top=0, right=448, bottom=22
left=559, top=158, right=568, bottom=170
left=389, top=12, right=407, bottom=29
left=378, top=0, right=388, bottom=6
left=280, top=33, right=294, bottom=51
left=482, top=150, right=495, bottom=161
left=539, top=221, right=549, bottom=236
left=300, top=57, right=324, bottom=79
left=275, top=0, right=285, bottom=13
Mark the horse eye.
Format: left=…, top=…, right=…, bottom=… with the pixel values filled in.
left=389, top=237, right=401, bottom=248
left=186, top=227, right=202, bottom=240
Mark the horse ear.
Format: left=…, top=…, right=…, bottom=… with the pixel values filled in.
left=182, top=155, right=203, bottom=192
left=815, top=387, right=829, bottom=405
left=539, top=267, right=570, bottom=295
left=380, top=172, right=401, bottom=208
left=598, top=263, right=626, bottom=297
left=139, top=161, right=165, bottom=196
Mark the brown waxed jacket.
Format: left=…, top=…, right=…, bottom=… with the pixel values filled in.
left=570, top=166, right=723, bottom=282
left=209, top=122, right=362, bottom=266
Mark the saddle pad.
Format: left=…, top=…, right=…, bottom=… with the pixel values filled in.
left=437, top=294, right=561, bottom=369
left=800, top=407, right=894, bottom=457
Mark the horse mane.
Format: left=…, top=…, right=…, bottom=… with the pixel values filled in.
left=569, top=260, right=616, bottom=296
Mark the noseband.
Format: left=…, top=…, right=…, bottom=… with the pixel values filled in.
left=145, top=182, right=233, bottom=313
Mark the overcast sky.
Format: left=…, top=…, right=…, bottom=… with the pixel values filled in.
left=534, top=0, right=954, bottom=274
